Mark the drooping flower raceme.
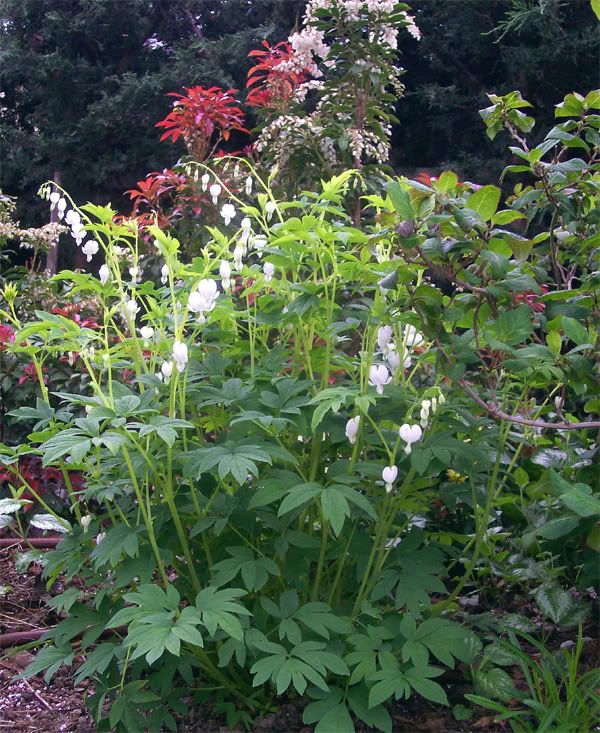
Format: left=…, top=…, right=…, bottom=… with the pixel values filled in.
left=382, top=465, right=398, bottom=494
left=399, top=423, right=422, bottom=454
left=369, top=364, right=391, bottom=395
left=220, top=203, right=236, bottom=225
left=345, top=416, right=360, bottom=444
left=263, top=262, right=275, bottom=283
left=209, top=183, right=221, bottom=205
left=82, top=240, right=99, bottom=263
left=172, top=340, right=188, bottom=373
left=188, top=279, right=219, bottom=322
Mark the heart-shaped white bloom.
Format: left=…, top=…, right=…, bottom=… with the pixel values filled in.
left=161, top=263, right=169, bottom=285
left=241, top=217, right=252, bottom=232
left=201, top=173, right=210, bottom=191
left=139, top=326, right=154, bottom=344
left=189, top=279, right=219, bottom=321
left=80, top=514, right=92, bottom=533
left=57, top=197, right=67, bottom=219
left=220, top=203, right=236, bottom=225
left=209, top=183, right=221, bottom=204
left=253, top=235, right=267, bottom=257
left=124, top=298, right=139, bottom=318
left=369, top=364, right=391, bottom=395
left=233, top=245, right=244, bottom=272
left=160, top=360, right=174, bottom=380
left=399, top=423, right=423, bottom=454
left=382, top=465, right=398, bottom=493
left=245, top=176, right=253, bottom=195
left=172, top=340, right=188, bottom=372
left=265, top=200, right=276, bottom=219
left=65, top=210, right=81, bottom=227
left=99, top=264, right=110, bottom=285
left=377, top=325, right=394, bottom=353
left=345, top=416, right=360, bottom=444
left=49, top=191, right=60, bottom=205
left=404, top=324, right=424, bottom=348
left=263, top=262, right=275, bottom=283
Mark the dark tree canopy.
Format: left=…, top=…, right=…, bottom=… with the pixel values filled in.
left=1, top=0, right=598, bottom=220
left=0, top=0, right=304, bottom=220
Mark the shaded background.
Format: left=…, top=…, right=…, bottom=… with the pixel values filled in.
left=1, top=0, right=598, bottom=225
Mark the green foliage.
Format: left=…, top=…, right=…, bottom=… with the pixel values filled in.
left=9, top=85, right=600, bottom=732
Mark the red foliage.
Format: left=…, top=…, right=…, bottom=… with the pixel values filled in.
left=514, top=284, right=549, bottom=312
left=156, top=86, right=248, bottom=160
left=246, top=41, right=310, bottom=111
left=18, top=362, right=47, bottom=386
left=0, top=456, right=84, bottom=512
left=0, top=324, right=15, bottom=349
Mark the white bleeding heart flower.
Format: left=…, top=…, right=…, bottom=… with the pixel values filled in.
left=245, top=176, right=253, bottom=195
left=49, top=191, right=60, bottom=206
left=188, top=279, right=219, bottom=322
left=57, top=197, right=67, bottom=219
left=241, top=217, right=252, bottom=232
left=382, top=465, right=398, bottom=493
left=65, top=209, right=80, bottom=227
left=233, top=245, right=244, bottom=272
left=377, top=325, right=394, bottom=354
left=404, top=324, right=424, bottom=348
left=201, top=173, right=210, bottom=191
left=82, top=240, right=99, bottom=262
left=161, top=263, right=169, bottom=285
left=124, top=298, right=139, bottom=319
left=220, top=260, right=232, bottom=291
left=139, top=326, right=154, bottom=346
left=265, top=201, right=276, bottom=220
left=220, top=203, right=236, bottom=226
left=253, top=235, right=267, bottom=257
left=95, top=532, right=106, bottom=546
left=80, top=514, right=92, bottom=533
left=399, top=423, right=423, bottom=454
left=172, top=340, right=188, bottom=373
left=209, top=183, right=221, bottom=204
left=129, top=265, right=141, bottom=284
left=263, top=262, right=275, bottom=283
left=160, top=360, right=174, bottom=381
left=99, top=264, right=110, bottom=284
left=345, top=416, right=360, bottom=444
left=369, top=364, right=391, bottom=395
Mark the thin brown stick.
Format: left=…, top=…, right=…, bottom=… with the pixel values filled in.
left=458, top=379, right=600, bottom=431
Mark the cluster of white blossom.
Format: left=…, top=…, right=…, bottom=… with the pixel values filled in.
left=348, top=127, right=390, bottom=164
left=255, top=114, right=336, bottom=169
left=41, top=185, right=102, bottom=266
